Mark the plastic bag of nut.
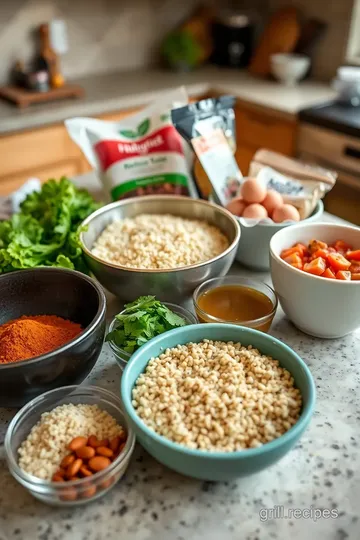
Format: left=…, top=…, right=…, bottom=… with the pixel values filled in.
left=65, top=88, right=197, bottom=201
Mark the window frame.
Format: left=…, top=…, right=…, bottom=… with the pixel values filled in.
left=346, top=0, right=360, bottom=65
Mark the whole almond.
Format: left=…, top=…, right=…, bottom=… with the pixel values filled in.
left=60, top=487, right=78, bottom=501
left=66, top=458, right=83, bottom=478
left=52, top=474, right=65, bottom=482
left=61, top=454, right=75, bottom=469
left=88, top=456, right=111, bottom=472
left=76, top=446, right=96, bottom=460
left=81, top=485, right=97, bottom=499
left=96, top=446, right=113, bottom=458
left=109, top=436, right=120, bottom=453
left=68, top=437, right=87, bottom=451
left=88, top=435, right=101, bottom=448
left=79, top=465, right=93, bottom=477
left=97, top=438, right=109, bottom=447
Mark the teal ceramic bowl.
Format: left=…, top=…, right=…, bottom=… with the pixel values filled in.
left=121, top=324, right=316, bottom=481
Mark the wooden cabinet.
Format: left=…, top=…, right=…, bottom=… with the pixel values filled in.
left=0, top=107, right=140, bottom=196
left=234, top=101, right=297, bottom=175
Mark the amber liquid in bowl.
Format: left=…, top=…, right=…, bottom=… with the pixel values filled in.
left=196, top=285, right=275, bottom=332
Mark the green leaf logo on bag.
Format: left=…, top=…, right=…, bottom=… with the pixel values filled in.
left=119, top=118, right=150, bottom=139
left=137, top=118, right=150, bottom=136
left=119, top=129, right=138, bottom=139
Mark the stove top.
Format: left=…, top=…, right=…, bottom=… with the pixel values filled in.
left=299, top=102, right=360, bottom=138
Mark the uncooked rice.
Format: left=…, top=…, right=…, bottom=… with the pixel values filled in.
left=132, top=340, right=302, bottom=452
left=18, top=404, right=125, bottom=480
left=91, top=213, right=229, bottom=269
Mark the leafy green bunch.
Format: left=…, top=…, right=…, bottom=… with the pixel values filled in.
left=0, top=177, right=100, bottom=274
left=106, top=296, right=186, bottom=354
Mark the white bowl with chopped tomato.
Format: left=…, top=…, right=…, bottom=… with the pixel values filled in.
left=270, top=222, right=360, bottom=338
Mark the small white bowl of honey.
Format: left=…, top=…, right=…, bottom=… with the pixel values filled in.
left=193, top=276, right=278, bottom=333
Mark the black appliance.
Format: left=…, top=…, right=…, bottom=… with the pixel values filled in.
left=211, top=12, right=254, bottom=68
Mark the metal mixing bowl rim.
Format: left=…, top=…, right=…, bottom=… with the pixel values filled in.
left=79, top=195, right=241, bottom=274
left=0, top=267, right=106, bottom=370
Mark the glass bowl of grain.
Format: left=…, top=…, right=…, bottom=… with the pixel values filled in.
left=108, top=302, right=198, bottom=371
left=4, top=385, right=135, bottom=507
left=193, top=276, right=278, bottom=333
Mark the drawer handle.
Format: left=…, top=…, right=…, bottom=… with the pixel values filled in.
left=344, top=146, right=360, bottom=160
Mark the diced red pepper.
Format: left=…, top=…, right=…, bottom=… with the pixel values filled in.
left=328, top=252, right=351, bottom=272
left=323, top=267, right=336, bottom=279
left=334, top=240, right=353, bottom=253
left=351, top=273, right=360, bottom=280
left=281, top=245, right=306, bottom=259
left=311, top=248, right=329, bottom=260
left=308, top=239, right=328, bottom=254
left=346, top=250, right=360, bottom=261
left=283, top=253, right=303, bottom=267
left=303, top=257, right=327, bottom=276
left=293, top=243, right=307, bottom=255
left=336, top=270, right=351, bottom=280
left=349, top=262, right=360, bottom=274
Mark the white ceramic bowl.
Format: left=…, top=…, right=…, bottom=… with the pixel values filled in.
left=236, top=201, right=323, bottom=271
left=270, top=222, right=360, bottom=339
left=270, top=54, right=310, bottom=86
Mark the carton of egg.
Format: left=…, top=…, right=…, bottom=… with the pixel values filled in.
left=226, top=178, right=300, bottom=224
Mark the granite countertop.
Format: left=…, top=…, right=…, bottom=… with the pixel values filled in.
left=0, top=175, right=358, bottom=539
left=0, top=66, right=336, bottom=135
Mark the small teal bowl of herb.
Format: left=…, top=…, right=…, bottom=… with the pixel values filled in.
left=106, top=296, right=198, bottom=370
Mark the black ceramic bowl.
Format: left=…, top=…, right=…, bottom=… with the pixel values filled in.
left=0, top=268, right=106, bottom=407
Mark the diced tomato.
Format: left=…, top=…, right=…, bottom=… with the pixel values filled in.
left=336, top=270, right=351, bottom=281
left=327, top=246, right=337, bottom=253
left=323, top=267, right=336, bottom=279
left=349, top=262, right=360, bottom=274
left=308, top=239, right=328, bottom=254
left=346, top=250, right=360, bottom=261
left=351, top=273, right=360, bottom=280
left=312, top=248, right=329, bottom=260
left=290, top=262, right=304, bottom=270
left=283, top=253, right=303, bottom=266
left=328, top=252, right=351, bottom=271
left=303, top=257, right=327, bottom=276
left=334, top=240, right=353, bottom=253
left=293, top=243, right=307, bottom=255
left=280, top=245, right=306, bottom=259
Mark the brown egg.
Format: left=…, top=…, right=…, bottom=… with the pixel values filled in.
left=242, top=203, right=268, bottom=219
left=272, top=204, right=300, bottom=223
left=262, top=190, right=283, bottom=216
left=226, top=197, right=246, bottom=217
left=240, top=178, right=267, bottom=204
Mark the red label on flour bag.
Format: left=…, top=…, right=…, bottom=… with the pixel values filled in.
left=65, top=88, right=196, bottom=200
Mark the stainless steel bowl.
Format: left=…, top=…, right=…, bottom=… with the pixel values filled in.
left=80, top=196, right=240, bottom=302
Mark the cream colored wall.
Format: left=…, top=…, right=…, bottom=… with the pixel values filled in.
left=269, top=0, right=355, bottom=80
left=0, top=0, right=198, bottom=85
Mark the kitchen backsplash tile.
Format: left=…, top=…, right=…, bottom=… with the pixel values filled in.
left=0, top=0, right=355, bottom=85
left=0, top=0, right=198, bottom=85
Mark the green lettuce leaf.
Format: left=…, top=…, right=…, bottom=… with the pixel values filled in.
left=0, top=177, right=101, bottom=274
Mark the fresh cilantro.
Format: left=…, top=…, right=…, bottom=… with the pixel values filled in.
left=106, top=295, right=186, bottom=354
left=0, top=177, right=101, bottom=274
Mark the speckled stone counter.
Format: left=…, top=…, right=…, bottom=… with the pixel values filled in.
left=0, top=254, right=359, bottom=540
